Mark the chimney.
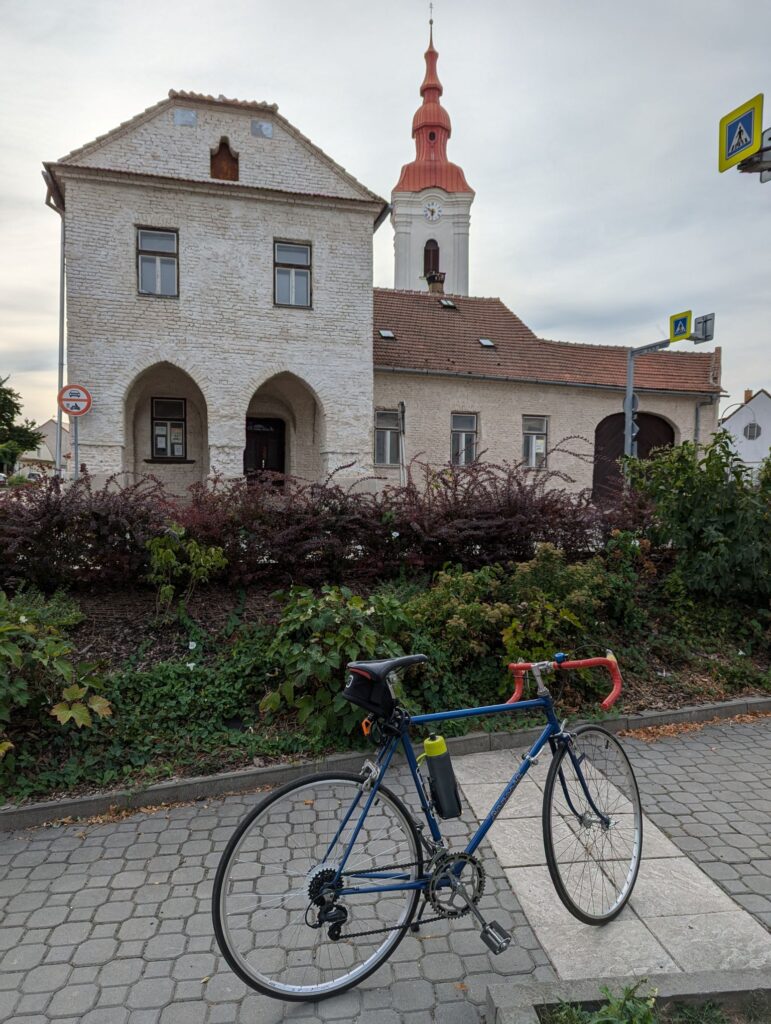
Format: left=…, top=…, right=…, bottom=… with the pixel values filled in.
left=744, top=389, right=753, bottom=404
left=426, top=270, right=446, bottom=294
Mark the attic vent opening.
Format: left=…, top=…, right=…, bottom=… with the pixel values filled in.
left=173, top=108, right=197, bottom=127
left=211, top=137, right=239, bottom=181
left=379, top=329, right=396, bottom=339
left=479, top=337, right=496, bottom=348
left=439, top=298, right=456, bottom=309
left=251, top=120, right=274, bottom=138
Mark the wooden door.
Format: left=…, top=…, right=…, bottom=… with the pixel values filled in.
left=244, top=418, right=286, bottom=476
left=593, top=412, right=674, bottom=500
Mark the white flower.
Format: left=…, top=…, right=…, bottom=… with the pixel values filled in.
left=188, top=641, right=197, bottom=651
left=738, top=650, right=745, bottom=657
left=391, top=531, right=400, bottom=539
left=19, top=615, right=28, bottom=624
left=186, top=662, right=196, bottom=671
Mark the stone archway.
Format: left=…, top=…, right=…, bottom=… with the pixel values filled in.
left=244, top=372, right=325, bottom=481
left=592, top=412, right=675, bottom=500
left=124, top=362, right=209, bottom=493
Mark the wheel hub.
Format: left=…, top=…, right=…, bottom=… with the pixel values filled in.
left=307, top=865, right=342, bottom=906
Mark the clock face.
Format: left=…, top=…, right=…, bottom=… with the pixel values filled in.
left=423, top=201, right=443, bottom=222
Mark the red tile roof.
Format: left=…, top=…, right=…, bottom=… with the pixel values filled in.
left=373, top=289, right=722, bottom=394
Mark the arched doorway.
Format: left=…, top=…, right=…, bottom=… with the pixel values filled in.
left=245, top=373, right=324, bottom=481
left=124, top=362, right=209, bottom=493
left=593, top=412, right=675, bottom=499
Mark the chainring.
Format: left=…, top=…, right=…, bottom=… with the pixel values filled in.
left=427, top=852, right=485, bottom=919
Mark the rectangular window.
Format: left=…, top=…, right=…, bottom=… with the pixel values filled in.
left=137, top=229, right=178, bottom=297
left=523, top=415, right=548, bottom=469
left=375, top=410, right=401, bottom=466
left=152, top=398, right=186, bottom=459
left=274, top=241, right=311, bottom=307
left=451, top=413, right=477, bottom=465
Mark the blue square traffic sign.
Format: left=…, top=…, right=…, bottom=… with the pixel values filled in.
left=725, top=109, right=755, bottom=161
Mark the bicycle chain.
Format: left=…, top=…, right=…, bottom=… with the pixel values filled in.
left=318, top=855, right=482, bottom=941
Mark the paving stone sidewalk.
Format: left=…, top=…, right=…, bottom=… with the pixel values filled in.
left=0, top=768, right=552, bottom=1024
left=622, top=714, right=771, bottom=931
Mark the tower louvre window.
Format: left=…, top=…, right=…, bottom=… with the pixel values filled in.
left=424, top=239, right=439, bottom=276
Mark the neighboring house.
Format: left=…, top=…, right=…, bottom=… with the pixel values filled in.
left=42, top=25, right=721, bottom=496
left=720, top=389, right=771, bottom=474
left=17, top=418, right=70, bottom=477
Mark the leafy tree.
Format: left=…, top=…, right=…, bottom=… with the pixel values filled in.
left=0, top=376, right=43, bottom=472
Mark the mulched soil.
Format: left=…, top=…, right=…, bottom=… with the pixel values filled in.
left=72, top=585, right=282, bottom=671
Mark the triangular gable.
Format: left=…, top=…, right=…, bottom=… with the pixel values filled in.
left=53, top=90, right=383, bottom=205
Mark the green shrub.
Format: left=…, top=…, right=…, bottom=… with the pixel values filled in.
left=145, top=523, right=227, bottom=618
left=0, top=590, right=109, bottom=782
left=626, top=432, right=771, bottom=602
left=258, top=585, right=410, bottom=736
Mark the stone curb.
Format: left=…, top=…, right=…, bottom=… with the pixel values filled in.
left=486, top=968, right=771, bottom=1024
left=2, top=695, right=769, bottom=831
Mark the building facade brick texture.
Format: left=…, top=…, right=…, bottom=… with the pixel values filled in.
left=45, top=93, right=722, bottom=494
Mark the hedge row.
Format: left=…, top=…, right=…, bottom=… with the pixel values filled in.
left=0, top=461, right=642, bottom=590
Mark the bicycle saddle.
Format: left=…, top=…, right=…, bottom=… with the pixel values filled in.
left=347, top=654, right=428, bottom=683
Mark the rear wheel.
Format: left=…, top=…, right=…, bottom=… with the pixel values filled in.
left=542, top=725, right=642, bottom=924
left=212, top=772, right=422, bottom=1001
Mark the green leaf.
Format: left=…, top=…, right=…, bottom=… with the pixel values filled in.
left=50, top=702, right=74, bottom=725
left=61, top=683, right=87, bottom=702
left=70, top=703, right=93, bottom=728
left=87, top=694, right=113, bottom=719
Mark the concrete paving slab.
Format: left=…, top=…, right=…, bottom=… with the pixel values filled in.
left=454, top=752, right=547, bottom=789
left=487, top=819, right=547, bottom=868
left=533, top=920, right=679, bottom=981
left=462, top=782, right=544, bottom=820
left=645, top=910, right=771, bottom=972
left=630, top=857, right=738, bottom=917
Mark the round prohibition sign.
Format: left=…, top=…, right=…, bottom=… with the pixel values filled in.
left=57, top=384, right=92, bottom=416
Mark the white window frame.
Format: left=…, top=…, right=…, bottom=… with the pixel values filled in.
left=375, top=410, right=401, bottom=466
left=523, top=415, right=548, bottom=469
left=137, top=229, right=178, bottom=297
left=274, top=241, right=312, bottom=308
left=451, top=413, right=478, bottom=465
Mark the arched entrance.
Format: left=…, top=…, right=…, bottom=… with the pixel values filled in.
left=244, top=373, right=324, bottom=481
left=124, top=363, right=209, bottom=493
left=592, top=412, right=675, bottom=499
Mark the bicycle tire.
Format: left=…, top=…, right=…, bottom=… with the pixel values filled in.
left=542, top=725, right=642, bottom=925
left=212, top=771, right=422, bottom=1001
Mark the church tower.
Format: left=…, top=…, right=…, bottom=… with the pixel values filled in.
left=391, top=20, right=474, bottom=295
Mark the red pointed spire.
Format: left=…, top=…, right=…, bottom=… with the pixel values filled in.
left=393, top=19, right=473, bottom=194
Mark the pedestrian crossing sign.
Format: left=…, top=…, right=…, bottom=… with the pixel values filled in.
left=669, top=310, right=692, bottom=344
left=719, top=94, right=763, bottom=172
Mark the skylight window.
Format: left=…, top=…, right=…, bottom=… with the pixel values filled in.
left=479, top=337, right=496, bottom=348
left=439, top=298, right=456, bottom=309
left=379, top=329, right=396, bottom=339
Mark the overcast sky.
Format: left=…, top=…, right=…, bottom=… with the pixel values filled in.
left=0, top=0, right=768, bottom=425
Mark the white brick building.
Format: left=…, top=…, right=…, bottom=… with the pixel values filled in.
left=43, top=28, right=721, bottom=496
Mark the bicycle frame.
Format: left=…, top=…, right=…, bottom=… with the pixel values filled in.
left=329, top=693, right=605, bottom=898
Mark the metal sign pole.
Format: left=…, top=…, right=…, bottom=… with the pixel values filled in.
left=623, top=349, right=635, bottom=459
left=72, top=416, right=79, bottom=481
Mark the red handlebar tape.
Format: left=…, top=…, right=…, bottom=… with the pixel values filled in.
left=506, top=657, right=623, bottom=710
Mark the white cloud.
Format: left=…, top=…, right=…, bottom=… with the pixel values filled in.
left=0, top=0, right=768, bottom=423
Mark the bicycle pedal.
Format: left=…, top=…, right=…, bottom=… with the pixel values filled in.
left=480, top=921, right=511, bottom=955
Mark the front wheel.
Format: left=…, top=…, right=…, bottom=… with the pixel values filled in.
left=542, top=725, right=642, bottom=924
left=212, top=772, right=422, bottom=1001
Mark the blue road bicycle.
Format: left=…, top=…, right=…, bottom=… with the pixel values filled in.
left=212, top=652, right=642, bottom=1001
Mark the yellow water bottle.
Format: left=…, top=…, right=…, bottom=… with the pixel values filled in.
left=423, top=734, right=462, bottom=819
